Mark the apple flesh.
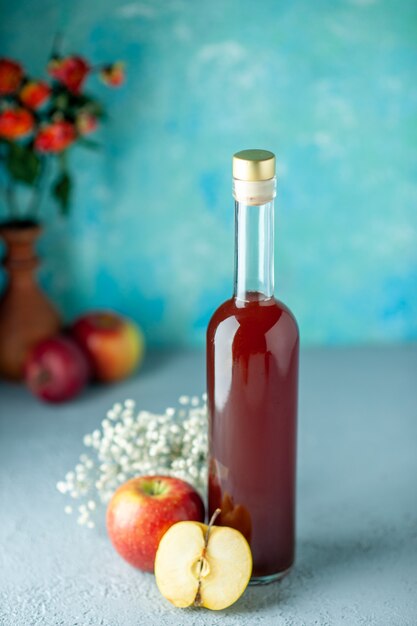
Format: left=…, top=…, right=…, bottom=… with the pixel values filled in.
left=106, top=475, right=205, bottom=572
left=155, top=510, right=252, bottom=610
left=71, top=311, right=144, bottom=383
left=24, top=336, right=90, bottom=403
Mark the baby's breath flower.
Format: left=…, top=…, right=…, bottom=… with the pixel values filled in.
left=57, top=395, right=208, bottom=528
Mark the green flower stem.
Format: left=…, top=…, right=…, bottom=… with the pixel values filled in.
left=29, top=156, right=49, bottom=222
left=50, top=31, right=63, bottom=59
left=6, top=181, right=18, bottom=221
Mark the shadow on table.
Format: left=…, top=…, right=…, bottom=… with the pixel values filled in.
left=224, top=522, right=415, bottom=616
left=138, top=350, right=181, bottom=377
left=79, top=349, right=181, bottom=402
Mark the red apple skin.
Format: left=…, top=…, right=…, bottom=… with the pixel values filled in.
left=106, top=476, right=205, bottom=572
left=71, top=311, right=144, bottom=383
left=24, top=336, right=90, bottom=403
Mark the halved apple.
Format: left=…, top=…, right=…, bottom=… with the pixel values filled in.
left=154, top=509, right=252, bottom=610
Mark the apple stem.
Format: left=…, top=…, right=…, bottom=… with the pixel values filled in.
left=34, top=367, right=51, bottom=387
left=204, top=508, right=221, bottom=547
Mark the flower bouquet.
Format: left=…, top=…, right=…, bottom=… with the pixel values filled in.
left=0, top=41, right=124, bottom=221
left=0, top=40, right=125, bottom=379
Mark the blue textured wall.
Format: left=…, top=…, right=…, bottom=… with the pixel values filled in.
left=1, top=0, right=416, bottom=346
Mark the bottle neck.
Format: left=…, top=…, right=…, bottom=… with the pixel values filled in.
left=233, top=198, right=274, bottom=301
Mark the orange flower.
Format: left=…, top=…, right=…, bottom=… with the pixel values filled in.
left=48, top=56, right=90, bottom=94
left=100, top=62, right=125, bottom=87
left=34, top=120, right=76, bottom=152
left=20, top=81, right=51, bottom=110
left=0, top=108, right=34, bottom=140
left=0, top=58, right=24, bottom=95
left=76, top=111, right=98, bottom=135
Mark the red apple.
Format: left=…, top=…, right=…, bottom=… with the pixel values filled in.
left=24, top=336, right=90, bottom=403
left=106, top=475, right=205, bottom=572
left=71, top=311, right=144, bottom=382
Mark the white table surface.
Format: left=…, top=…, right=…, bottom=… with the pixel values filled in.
left=1, top=346, right=416, bottom=626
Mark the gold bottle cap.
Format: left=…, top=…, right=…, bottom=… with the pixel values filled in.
left=233, top=149, right=276, bottom=181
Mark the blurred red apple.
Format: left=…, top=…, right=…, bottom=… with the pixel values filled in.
left=24, top=336, right=90, bottom=403
left=71, top=311, right=144, bottom=382
left=106, top=475, right=205, bottom=572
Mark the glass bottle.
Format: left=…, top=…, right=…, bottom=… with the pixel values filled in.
left=207, top=149, right=299, bottom=584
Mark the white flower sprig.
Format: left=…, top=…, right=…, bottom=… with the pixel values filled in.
left=57, top=394, right=208, bottom=528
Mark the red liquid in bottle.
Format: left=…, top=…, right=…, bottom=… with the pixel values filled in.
left=207, top=292, right=299, bottom=580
